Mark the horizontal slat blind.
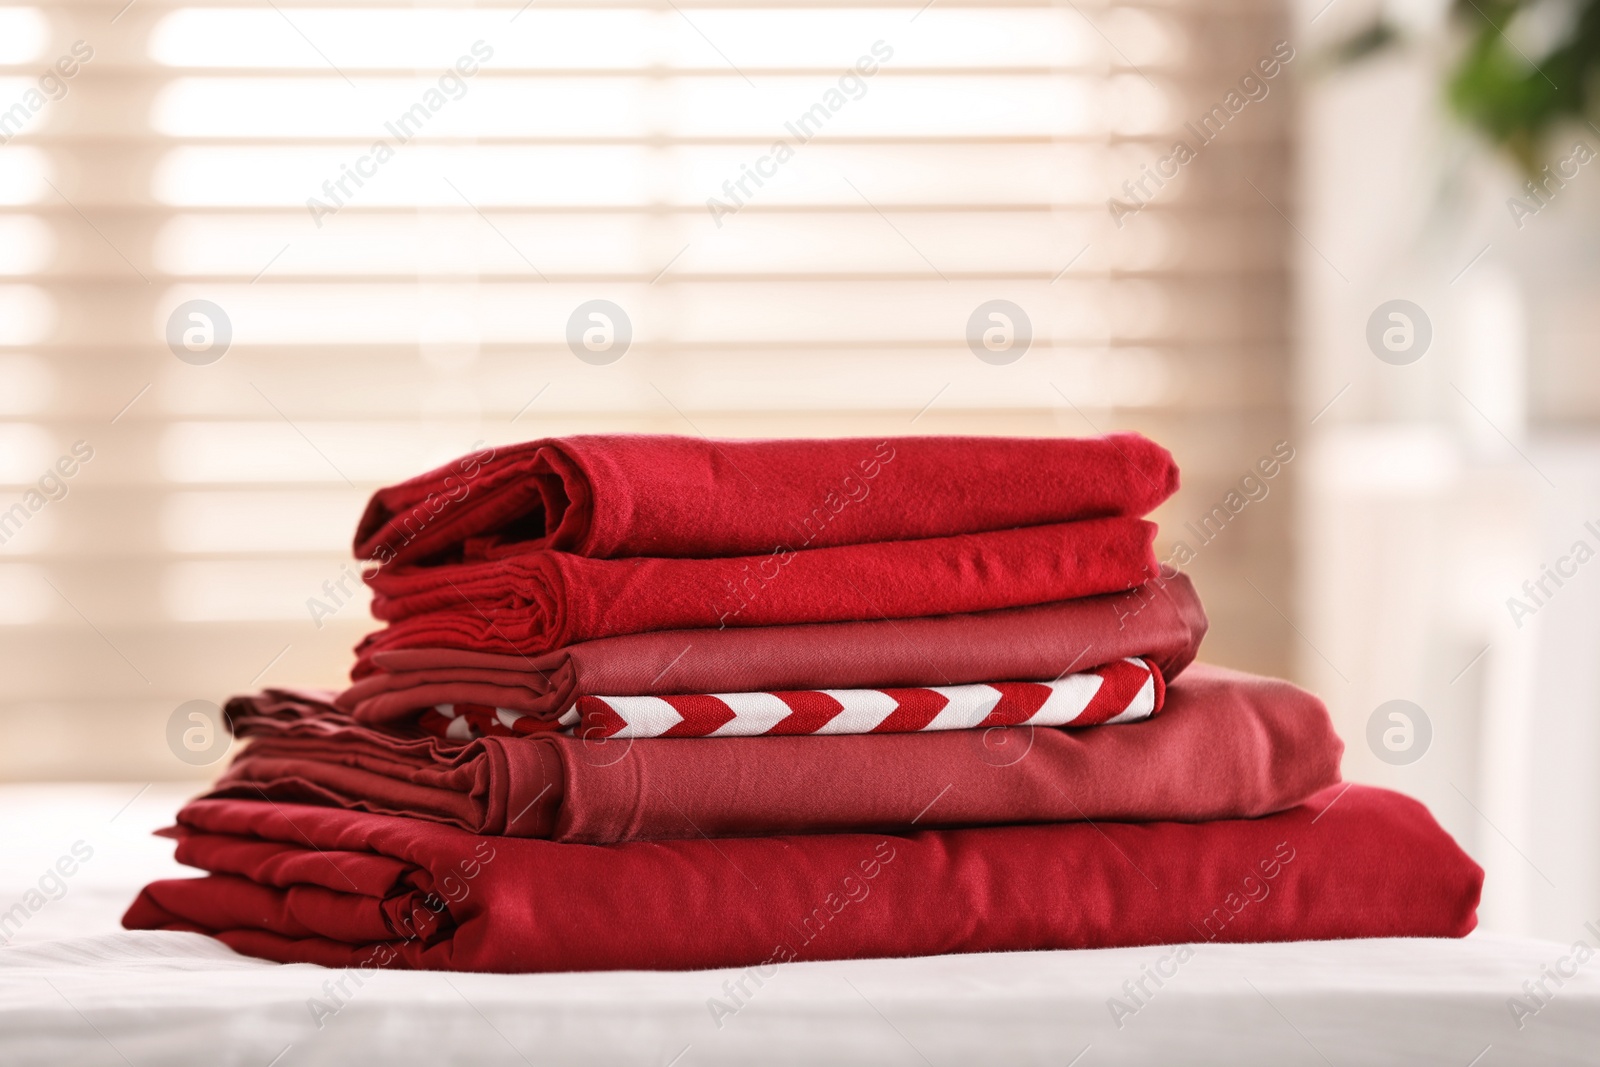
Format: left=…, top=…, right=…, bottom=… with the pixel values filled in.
left=1, top=0, right=1291, bottom=779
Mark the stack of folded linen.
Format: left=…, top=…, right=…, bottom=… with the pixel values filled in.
left=124, top=434, right=1483, bottom=973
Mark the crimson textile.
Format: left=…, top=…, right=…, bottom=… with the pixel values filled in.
left=218, top=665, right=1342, bottom=841
left=123, top=785, right=1480, bottom=973
left=355, top=433, right=1179, bottom=566
left=357, top=518, right=1158, bottom=666
left=342, top=572, right=1207, bottom=729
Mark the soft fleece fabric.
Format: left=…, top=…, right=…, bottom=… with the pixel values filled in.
left=354, top=433, right=1179, bottom=565
left=218, top=665, right=1343, bottom=841
left=357, top=517, right=1158, bottom=663
left=343, top=571, right=1207, bottom=726
left=123, top=785, right=1480, bottom=973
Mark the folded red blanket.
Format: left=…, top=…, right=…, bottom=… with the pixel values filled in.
left=219, top=664, right=1342, bottom=841
left=343, top=571, right=1207, bottom=726
left=570, top=657, right=1161, bottom=740
left=123, top=784, right=1479, bottom=972
left=355, top=517, right=1158, bottom=665
left=355, top=433, right=1179, bottom=566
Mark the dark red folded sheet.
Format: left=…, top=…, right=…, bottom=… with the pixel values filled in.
left=355, top=517, right=1158, bottom=665
left=344, top=571, right=1208, bottom=725
left=123, top=784, right=1480, bottom=973
left=219, top=664, right=1342, bottom=841
left=355, top=433, right=1179, bottom=566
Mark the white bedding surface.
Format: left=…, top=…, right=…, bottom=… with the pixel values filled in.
left=2, top=784, right=1597, bottom=1065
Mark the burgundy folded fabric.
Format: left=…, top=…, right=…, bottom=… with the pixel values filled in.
left=343, top=571, right=1207, bottom=725
left=218, top=664, right=1343, bottom=841
left=123, top=784, right=1480, bottom=973
left=355, top=433, right=1179, bottom=566
left=355, top=517, right=1158, bottom=667
left=572, top=656, right=1163, bottom=740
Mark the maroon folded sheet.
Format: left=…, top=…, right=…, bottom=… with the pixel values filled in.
left=355, top=517, right=1159, bottom=666
left=123, top=784, right=1481, bottom=973
left=218, top=664, right=1342, bottom=841
left=355, top=433, right=1179, bottom=566
left=344, top=572, right=1208, bottom=725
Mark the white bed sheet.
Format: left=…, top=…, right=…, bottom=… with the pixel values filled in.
left=1, top=783, right=1596, bottom=1066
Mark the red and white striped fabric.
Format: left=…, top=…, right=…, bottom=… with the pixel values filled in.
left=418, top=702, right=577, bottom=741
left=578, top=657, right=1164, bottom=739
left=414, top=658, right=1163, bottom=742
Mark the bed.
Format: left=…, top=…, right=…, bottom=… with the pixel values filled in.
left=2, top=783, right=1595, bottom=1065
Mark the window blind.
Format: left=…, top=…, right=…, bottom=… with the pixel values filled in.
left=0, top=0, right=1291, bottom=779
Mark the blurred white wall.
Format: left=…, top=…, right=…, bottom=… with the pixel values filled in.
left=1296, top=0, right=1600, bottom=939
